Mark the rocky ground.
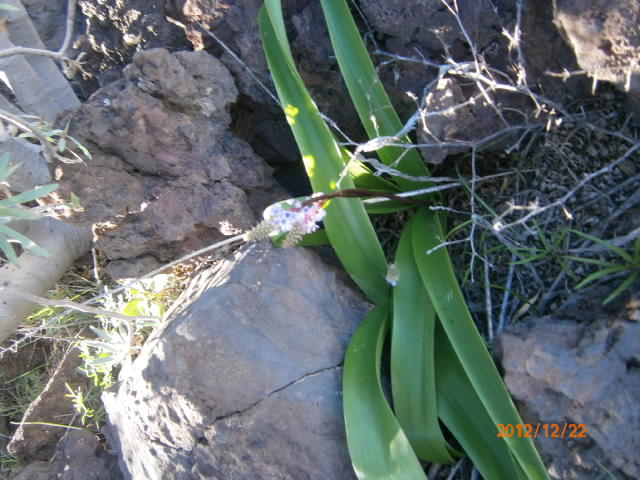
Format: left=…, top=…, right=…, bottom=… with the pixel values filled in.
left=1, top=0, right=639, bottom=478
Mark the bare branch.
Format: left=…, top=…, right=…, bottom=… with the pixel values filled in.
left=0, top=0, right=77, bottom=62
left=0, top=108, right=56, bottom=161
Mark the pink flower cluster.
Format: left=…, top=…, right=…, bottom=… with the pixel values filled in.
left=264, top=198, right=326, bottom=235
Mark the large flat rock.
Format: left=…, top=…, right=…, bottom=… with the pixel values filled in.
left=103, top=243, right=367, bottom=479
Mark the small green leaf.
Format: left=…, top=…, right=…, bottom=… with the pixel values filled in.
left=0, top=3, right=20, bottom=12
left=0, top=183, right=58, bottom=208
left=0, top=224, right=49, bottom=257
left=0, top=235, right=19, bottom=265
left=570, top=230, right=635, bottom=263
left=575, top=265, right=628, bottom=289
left=82, top=341, right=123, bottom=354
left=69, top=192, right=82, bottom=209
left=57, top=137, right=67, bottom=153
left=69, top=136, right=93, bottom=160
left=603, top=272, right=638, bottom=304
left=122, top=298, right=146, bottom=317
left=0, top=153, right=22, bottom=183
left=0, top=206, right=41, bottom=220
left=565, top=256, right=617, bottom=267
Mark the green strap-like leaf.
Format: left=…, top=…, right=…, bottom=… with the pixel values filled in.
left=411, top=208, right=548, bottom=479
left=319, top=0, right=431, bottom=188
left=343, top=305, right=428, bottom=480
left=348, top=159, right=401, bottom=191
left=391, top=217, right=456, bottom=462
left=434, top=321, right=525, bottom=479
left=297, top=229, right=329, bottom=247
left=259, top=0, right=388, bottom=304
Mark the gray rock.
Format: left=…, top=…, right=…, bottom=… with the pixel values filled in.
left=417, top=77, right=503, bottom=164
left=497, top=294, right=640, bottom=479
left=167, top=0, right=360, bottom=163
left=103, top=243, right=367, bottom=479
left=360, top=0, right=500, bottom=56
left=10, top=430, right=122, bottom=480
left=554, top=0, right=640, bottom=118
left=76, top=0, right=187, bottom=87
left=56, top=49, right=284, bottom=279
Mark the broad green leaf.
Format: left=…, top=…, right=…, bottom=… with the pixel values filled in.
left=392, top=218, right=456, bottom=463
left=434, top=321, right=525, bottom=479
left=259, top=0, right=388, bottom=304
left=364, top=200, right=415, bottom=215
left=343, top=306, right=427, bottom=480
left=411, top=208, right=547, bottom=479
left=348, top=160, right=400, bottom=191
left=319, top=0, right=431, bottom=188
left=297, top=229, right=329, bottom=246
left=0, top=183, right=59, bottom=208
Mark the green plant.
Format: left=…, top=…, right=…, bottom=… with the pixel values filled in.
left=506, top=222, right=575, bottom=278
left=0, top=450, right=20, bottom=478
left=65, top=382, right=104, bottom=428
left=79, top=277, right=167, bottom=387
left=258, top=1, right=547, bottom=478
left=18, top=117, right=92, bottom=164
left=0, top=153, right=58, bottom=264
left=0, top=364, right=46, bottom=418
left=567, top=231, right=640, bottom=304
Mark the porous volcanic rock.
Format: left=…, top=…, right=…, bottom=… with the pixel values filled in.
left=553, top=0, right=640, bottom=118
left=166, top=0, right=361, bottom=164
left=497, top=289, right=640, bottom=479
left=102, top=242, right=366, bottom=479
left=10, top=430, right=122, bottom=480
left=57, top=48, right=283, bottom=279
left=417, top=77, right=503, bottom=164
left=360, top=0, right=501, bottom=57
left=74, top=0, right=187, bottom=88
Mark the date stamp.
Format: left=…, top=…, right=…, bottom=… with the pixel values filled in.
left=497, top=423, right=587, bottom=439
